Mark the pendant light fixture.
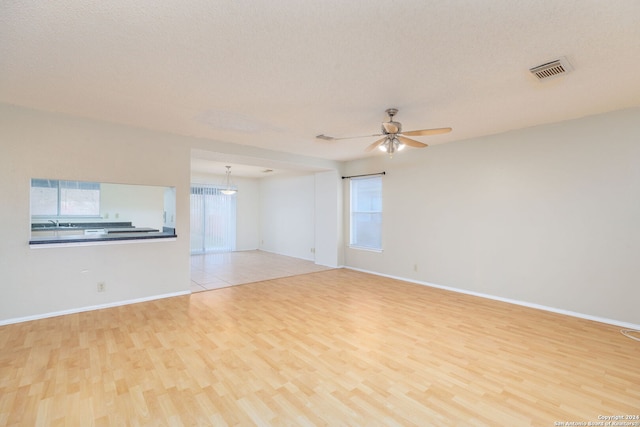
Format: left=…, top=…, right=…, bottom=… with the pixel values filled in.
left=220, top=165, right=237, bottom=195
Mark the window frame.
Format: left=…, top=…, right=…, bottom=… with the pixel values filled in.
left=349, top=175, right=383, bottom=251
left=30, top=179, right=101, bottom=218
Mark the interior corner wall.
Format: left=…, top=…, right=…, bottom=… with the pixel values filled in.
left=0, top=104, right=191, bottom=323
left=258, top=174, right=316, bottom=260
left=314, top=170, right=343, bottom=267
left=190, top=172, right=260, bottom=251
left=343, top=107, right=640, bottom=325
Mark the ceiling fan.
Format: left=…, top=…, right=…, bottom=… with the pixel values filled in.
left=317, top=108, right=452, bottom=155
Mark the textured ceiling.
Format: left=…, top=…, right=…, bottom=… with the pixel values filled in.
left=2, top=1, right=640, bottom=166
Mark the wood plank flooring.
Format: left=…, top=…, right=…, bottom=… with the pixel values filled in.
left=1, top=269, right=639, bottom=426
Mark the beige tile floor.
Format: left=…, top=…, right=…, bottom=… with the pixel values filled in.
left=190, top=250, right=333, bottom=293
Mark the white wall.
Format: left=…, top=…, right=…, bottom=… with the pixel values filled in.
left=315, top=170, right=343, bottom=267
left=164, top=187, right=177, bottom=229
left=343, top=107, right=640, bottom=325
left=235, top=177, right=260, bottom=251
left=190, top=173, right=260, bottom=251
left=100, top=183, right=166, bottom=230
left=259, top=174, right=316, bottom=260
left=0, top=104, right=192, bottom=323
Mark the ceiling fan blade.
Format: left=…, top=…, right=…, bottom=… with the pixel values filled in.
left=382, top=122, right=399, bottom=134
left=316, top=133, right=384, bottom=141
left=401, top=127, right=452, bottom=137
left=365, top=137, right=388, bottom=152
left=397, top=135, right=427, bottom=148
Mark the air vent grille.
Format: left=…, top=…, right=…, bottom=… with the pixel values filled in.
left=529, top=57, right=572, bottom=81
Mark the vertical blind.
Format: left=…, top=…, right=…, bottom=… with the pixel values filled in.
left=190, top=185, right=237, bottom=254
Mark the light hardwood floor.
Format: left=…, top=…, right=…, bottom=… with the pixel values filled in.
left=1, top=269, right=638, bottom=426
left=190, top=250, right=332, bottom=293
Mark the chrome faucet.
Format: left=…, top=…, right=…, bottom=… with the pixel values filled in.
left=48, top=219, right=58, bottom=227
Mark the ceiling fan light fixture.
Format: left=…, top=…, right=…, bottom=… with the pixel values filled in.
left=378, top=137, right=403, bottom=155
left=317, top=108, right=451, bottom=156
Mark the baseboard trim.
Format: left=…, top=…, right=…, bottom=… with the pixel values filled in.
left=0, top=290, right=191, bottom=326
left=345, top=267, right=640, bottom=331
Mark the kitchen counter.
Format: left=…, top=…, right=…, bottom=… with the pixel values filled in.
left=30, top=225, right=177, bottom=246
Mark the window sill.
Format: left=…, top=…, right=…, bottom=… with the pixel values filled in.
left=348, top=245, right=383, bottom=253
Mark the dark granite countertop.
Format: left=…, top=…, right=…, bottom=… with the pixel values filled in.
left=29, top=227, right=177, bottom=245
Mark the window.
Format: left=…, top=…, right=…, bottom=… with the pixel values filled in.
left=350, top=176, right=382, bottom=250
left=30, top=179, right=100, bottom=217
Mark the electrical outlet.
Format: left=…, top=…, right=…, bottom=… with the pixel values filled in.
left=413, top=264, right=418, bottom=272
left=311, top=248, right=315, bottom=253
left=97, top=282, right=106, bottom=292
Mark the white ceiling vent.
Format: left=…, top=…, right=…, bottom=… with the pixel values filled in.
left=529, top=57, right=573, bottom=81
